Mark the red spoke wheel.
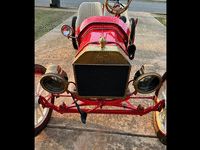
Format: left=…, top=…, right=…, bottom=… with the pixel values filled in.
left=153, top=72, right=167, bottom=145
left=34, top=64, right=54, bottom=136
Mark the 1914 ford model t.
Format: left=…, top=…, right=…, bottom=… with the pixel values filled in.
left=35, top=0, right=167, bottom=145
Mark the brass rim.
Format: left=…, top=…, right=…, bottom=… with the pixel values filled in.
left=40, top=73, right=68, bottom=94
left=133, top=72, right=162, bottom=94
left=155, top=79, right=167, bottom=135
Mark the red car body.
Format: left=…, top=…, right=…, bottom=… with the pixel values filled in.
left=35, top=1, right=166, bottom=144
left=76, top=16, right=130, bottom=57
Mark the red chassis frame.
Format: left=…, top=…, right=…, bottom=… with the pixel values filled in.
left=38, top=84, right=165, bottom=116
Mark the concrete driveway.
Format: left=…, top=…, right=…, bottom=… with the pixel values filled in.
left=35, top=9, right=166, bottom=150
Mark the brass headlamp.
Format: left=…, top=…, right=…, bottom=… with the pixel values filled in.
left=40, top=65, right=69, bottom=94
left=133, top=65, right=162, bottom=94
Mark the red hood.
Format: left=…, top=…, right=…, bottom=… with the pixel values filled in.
left=76, top=16, right=130, bottom=58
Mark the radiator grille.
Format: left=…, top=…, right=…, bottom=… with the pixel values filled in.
left=74, top=65, right=130, bottom=98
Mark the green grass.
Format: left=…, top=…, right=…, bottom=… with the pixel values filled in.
left=35, top=9, right=75, bottom=40
left=152, top=12, right=166, bottom=26
left=155, top=17, right=166, bottom=26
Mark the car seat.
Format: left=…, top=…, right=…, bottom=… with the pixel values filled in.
left=75, top=2, right=103, bottom=30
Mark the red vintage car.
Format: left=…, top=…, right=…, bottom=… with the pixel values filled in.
left=35, top=0, right=167, bottom=145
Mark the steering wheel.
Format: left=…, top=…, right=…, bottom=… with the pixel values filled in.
left=104, top=0, right=132, bottom=15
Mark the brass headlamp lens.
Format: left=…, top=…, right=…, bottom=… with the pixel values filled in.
left=40, top=65, right=68, bottom=94
left=133, top=65, right=162, bottom=94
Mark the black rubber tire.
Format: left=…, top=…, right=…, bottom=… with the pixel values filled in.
left=71, top=16, right=78, bottom=50
left=34, top=64, right=54, bottom=137
left=129, top=18, right=136, bottom=45
left=153, top=72, right=167, bottom=145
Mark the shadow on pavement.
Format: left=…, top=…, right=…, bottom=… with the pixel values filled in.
left=42, top=118, right=166, bottom=150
